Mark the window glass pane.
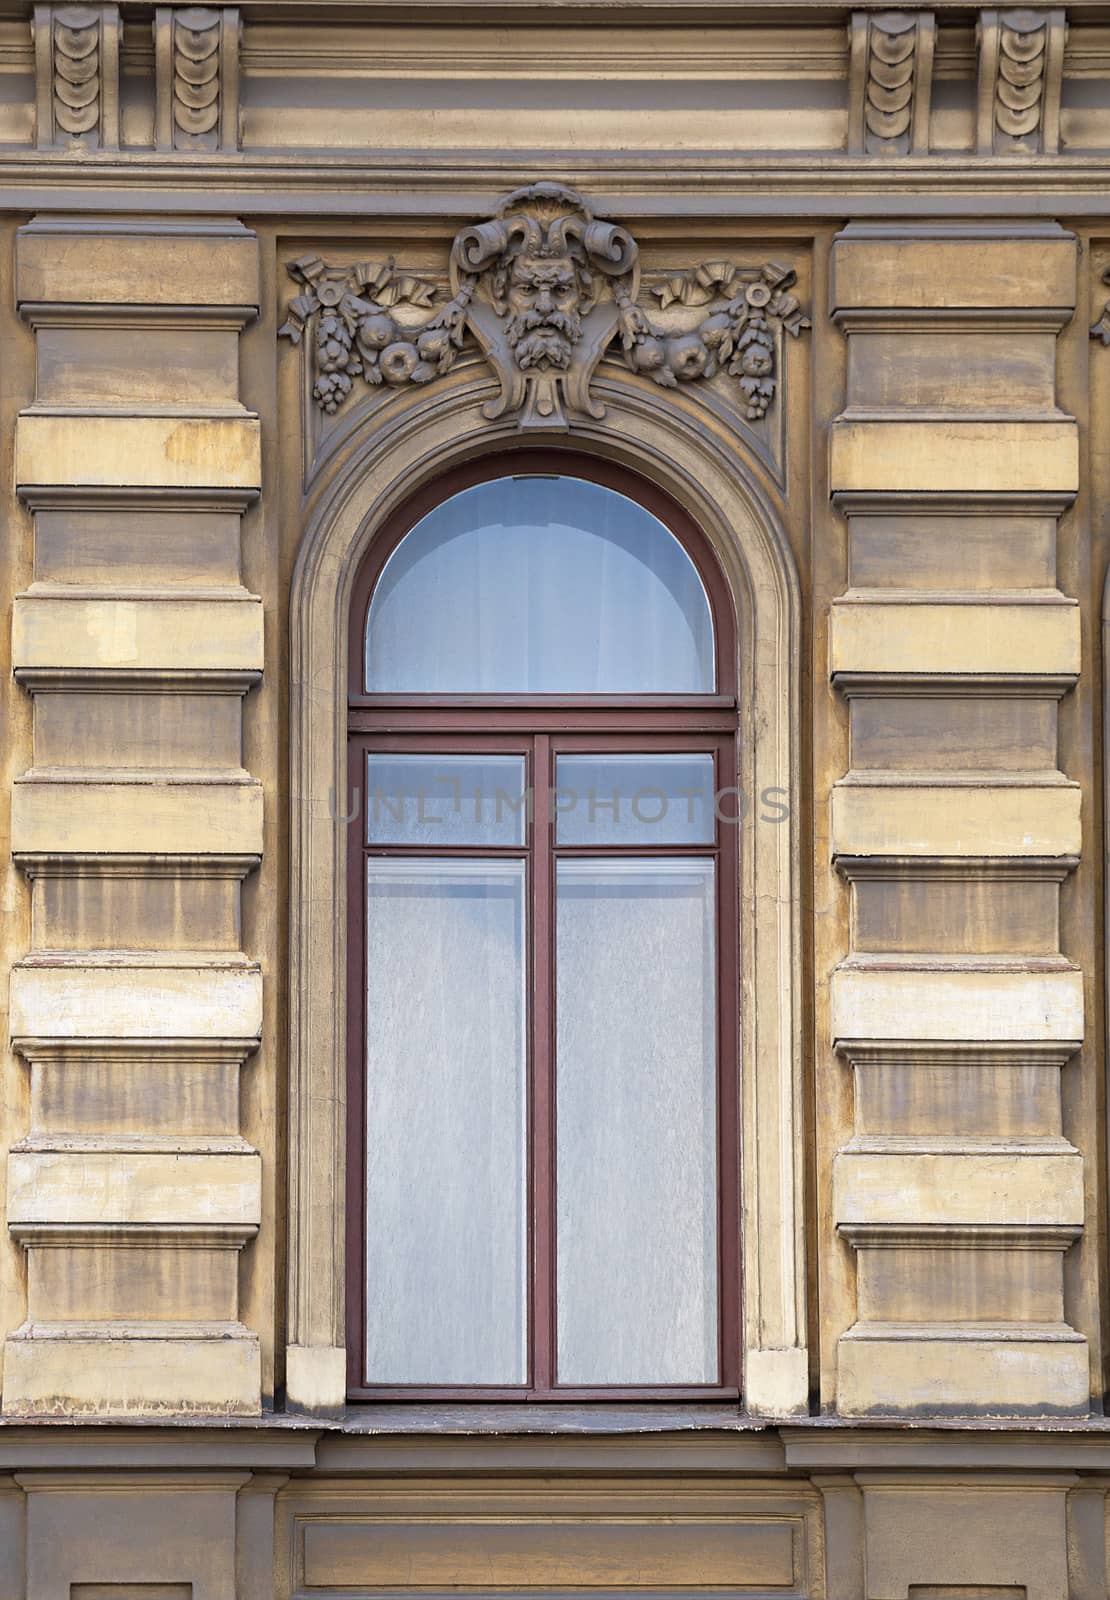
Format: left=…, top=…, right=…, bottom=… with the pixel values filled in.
left=555, top=753, right=715, bottom=846
left=366, top=754, right=528, bottom=846
left=366, top=476, right=715, bottom=694
left=555, top=858, right=718, bottom=1385
left=364, top=859, right=527, bottom=1385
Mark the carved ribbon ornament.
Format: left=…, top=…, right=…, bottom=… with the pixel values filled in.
left=279, top=184, right=810, bottom=431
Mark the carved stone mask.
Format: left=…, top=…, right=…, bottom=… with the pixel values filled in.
left=280, top=183, right=810, bottom=430
left=503, top=254, right=583, bottom=371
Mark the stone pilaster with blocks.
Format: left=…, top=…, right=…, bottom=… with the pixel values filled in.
left=828, top=223, right=1087, bottom=1415
left=5, top=217, right=263, bottom=1415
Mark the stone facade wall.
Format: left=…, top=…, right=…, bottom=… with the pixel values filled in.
left=0, top=1, right=1109, bottom=1595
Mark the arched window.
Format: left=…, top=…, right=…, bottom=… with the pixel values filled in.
left=346, top=451, right=740, bottom=1399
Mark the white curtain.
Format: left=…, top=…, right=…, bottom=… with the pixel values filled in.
left=364, top=858, right=527, bottom=1385
left=366, top=477, right=715, bottom=694
left=555, top=858, right=718, bottom=1385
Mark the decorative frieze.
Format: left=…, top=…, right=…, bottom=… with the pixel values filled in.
left=33, top=3, right=119, bottom=149
left=977, top=8, right=1067, bottom=155
left=279, top=183, right=809, bottom=430
left=155, top=5, right=240, bottom=152
left=848, top=11, right=935, bottom=156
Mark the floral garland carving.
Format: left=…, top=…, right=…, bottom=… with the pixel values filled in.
left=619, top=260, right=808, bottom=422
left=279, top=184, right=810, bottom=431
left=280, top=257, right=455, bottom=415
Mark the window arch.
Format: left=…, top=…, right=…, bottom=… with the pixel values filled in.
left=362, top=475, right=715, bottom=695
left=287, top=396, right=807, bottom=1420
left=346, top=451, right=741, bottom=1400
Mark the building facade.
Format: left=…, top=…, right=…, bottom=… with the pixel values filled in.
left=0, top=1, right=1109, bottom=1594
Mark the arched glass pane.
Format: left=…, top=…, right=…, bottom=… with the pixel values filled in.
left=365, top=476, right=715, bottom=694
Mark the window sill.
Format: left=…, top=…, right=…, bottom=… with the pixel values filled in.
left=330, top=1402, right=758, bottom=1435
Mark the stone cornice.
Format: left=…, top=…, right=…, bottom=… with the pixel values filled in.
left=13, top=157, right=1110, bottom=218
left=163, top=1, right=1110, bottom=14
left=0, top=1413, right=1109, bottom=1478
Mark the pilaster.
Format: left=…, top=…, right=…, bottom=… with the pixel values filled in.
left=5, top=216, right=263, bottom=1416
left=828, top=222, right=1086, bottom=1416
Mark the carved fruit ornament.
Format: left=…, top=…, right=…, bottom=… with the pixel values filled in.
left=280, top=184, right=810, bottom=431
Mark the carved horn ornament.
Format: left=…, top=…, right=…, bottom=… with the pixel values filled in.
left=279, top=184, right=810, bottom=431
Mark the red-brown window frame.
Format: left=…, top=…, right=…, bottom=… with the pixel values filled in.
left=345, top=449, right=742, bottom=1402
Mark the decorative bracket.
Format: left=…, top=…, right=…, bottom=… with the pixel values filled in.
left=154, top=5, right=240, bottom=152
left=977, top=8, right=1067, bottom=155
left=279, top=183, right=810, bottom=432
left=848, top=11, right=935, bottom=157
left=34, top=3, right=120, bottom=150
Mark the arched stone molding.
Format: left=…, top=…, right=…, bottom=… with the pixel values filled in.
left=285, top=371, right=808, bottom=1415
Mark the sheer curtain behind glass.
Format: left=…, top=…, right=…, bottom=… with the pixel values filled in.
left=366, top=477, right=715, bottom=694
left=556, top=859, right=718, bottom=1385
left=357, top=467, right=729, bottom=1396
left=363, top=859, right=527, bottom=1385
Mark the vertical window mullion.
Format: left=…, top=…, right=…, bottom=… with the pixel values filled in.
left=531, top=733, right=555, bottom=1392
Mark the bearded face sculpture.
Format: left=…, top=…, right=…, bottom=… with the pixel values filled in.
left=503, top=253, right=584, bottom=371
left=281, top=184, right=808, bottom=432
left=442, top=184, right=642, bottom=424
